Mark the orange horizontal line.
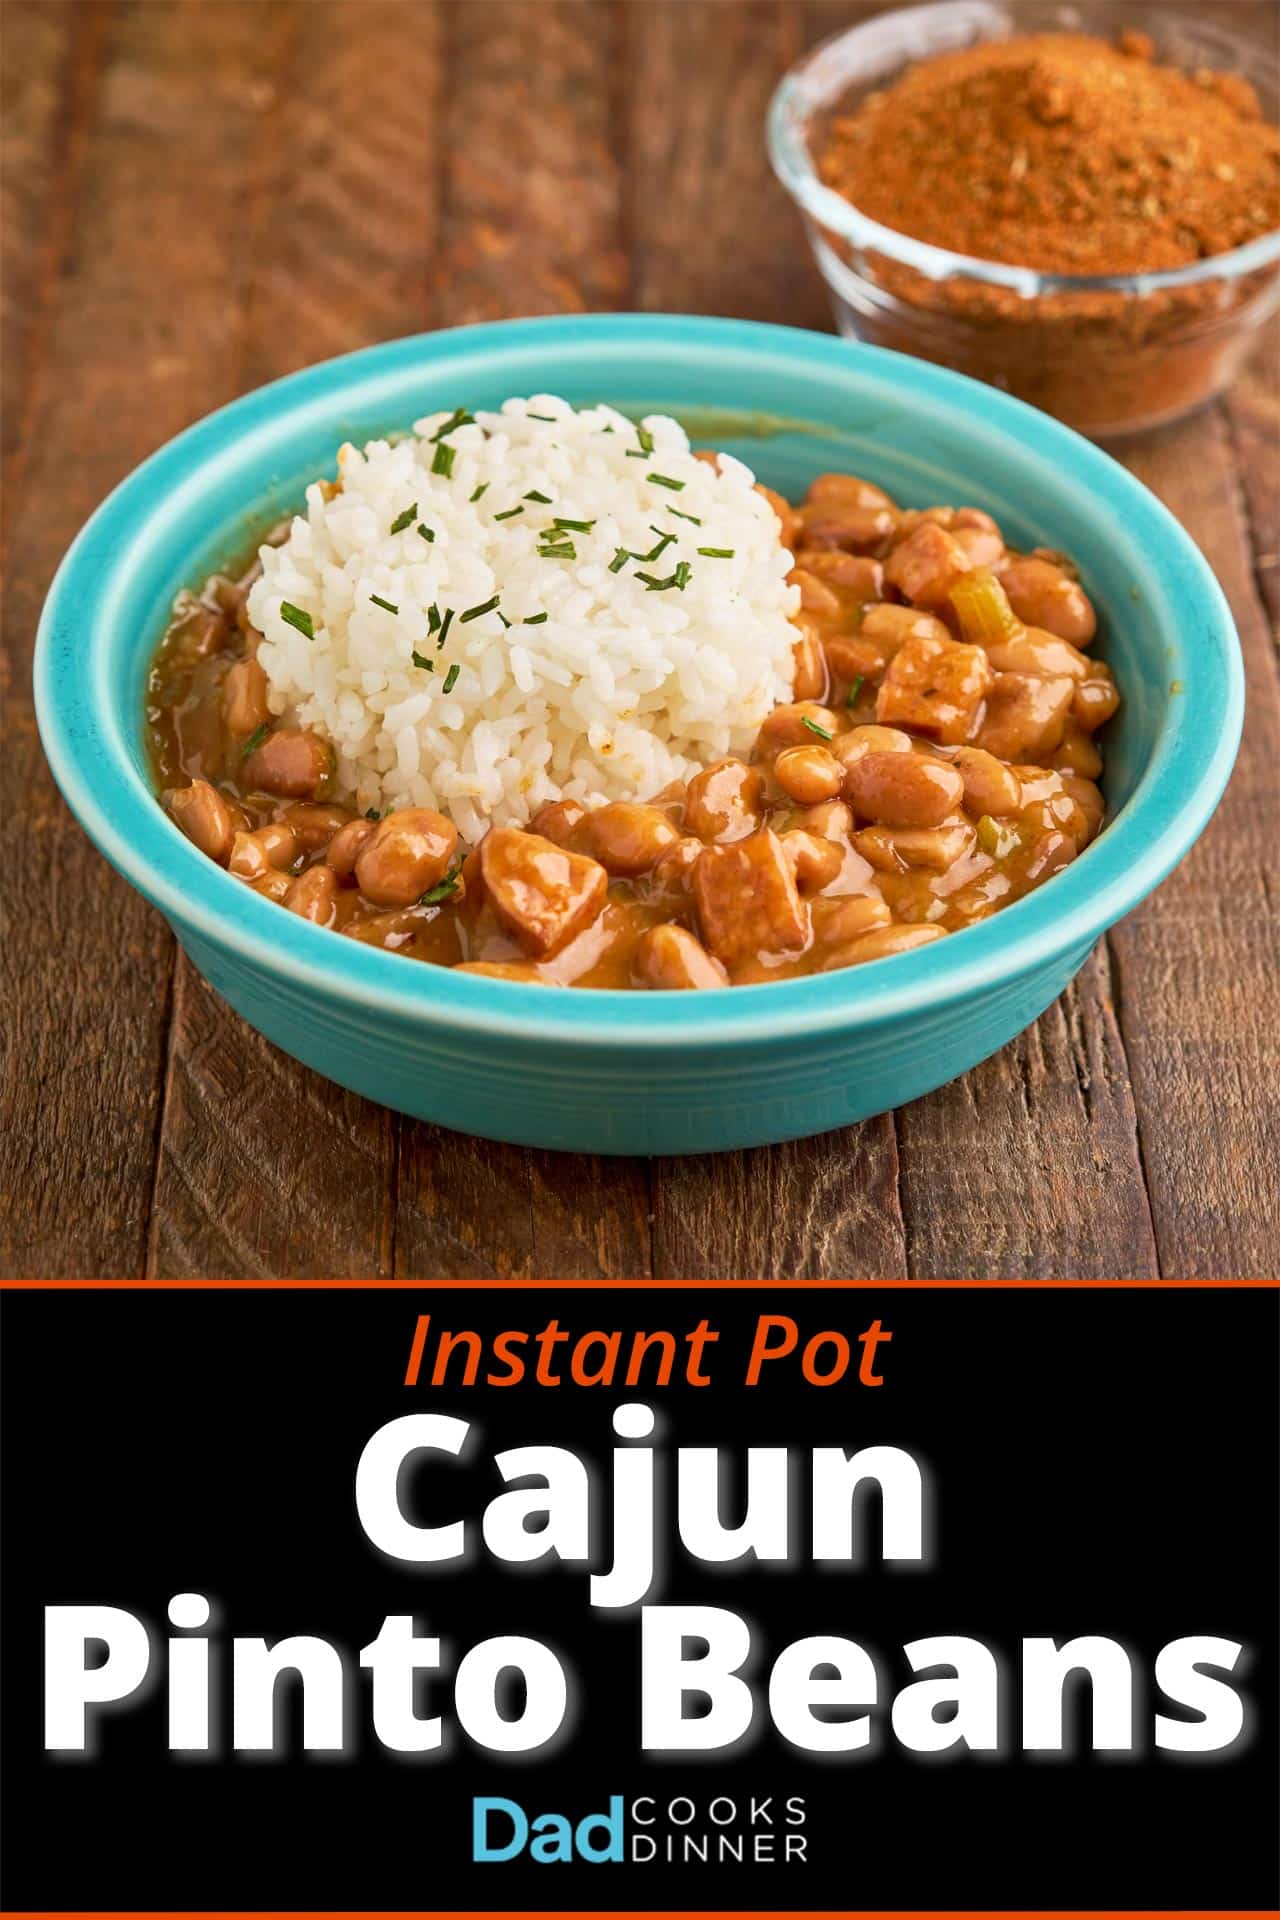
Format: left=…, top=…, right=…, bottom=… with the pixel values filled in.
left=1, top=1279, right=1276, bottom=1290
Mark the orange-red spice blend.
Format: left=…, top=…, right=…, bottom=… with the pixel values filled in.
left=820, top=32, right=1280, bottom=275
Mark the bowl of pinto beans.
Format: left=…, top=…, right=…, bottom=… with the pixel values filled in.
left=34, top=315, right=1242, bottom=1153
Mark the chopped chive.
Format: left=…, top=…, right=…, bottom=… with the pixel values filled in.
left=625, top=450, right=648, bottom=459
left=420, top=858, right=464, bottom=906
left=417, top=522, right=435, bottom=543
left=494, top=505, right=524, bottom=521
left=636, top=423, right=655, bottom=454
left=523, top=489, right=553, bottom=504
left=524, top=611, right=549, bottom=624
left=469, top=482, right=489, bottom=502
left=427, top=603, right=442, bottom=634
left=696, top=546, right=735, bottom=558
left=634, top=530, right=675, bottom=563
left=608, top=548, right=630, bottom=574
left=437, top=607, right=455, bottom=648
left=460, top=595, right=500, bottom=623
left=370, top=593, right=399, bottom=614
left=430, top=407, right=473, bottom=442
left=390, top=502, right=418, bottom=534
left=648, top=472, right=685, bottom=491
left=847, top=674, right=865, bottom=708
left=635, top=569, right=685, bottom=592
left=538, top=541, right=577, bottom=559
left=431, top=442, right=456, bottom=478
left=526, top=411, right=558, bottom=423
left=801, top=716, right=833, bottom=740
left=365, top=808, right=381, bottom=821
left=552, top=516, right=595, bottom=532
left=279, top=600, right=314, bottom=639
left=673, top=560, right=692, bottom=590
left=442, top=662, right=460, bottom=694
left=411, top=651, right=435, bottom=671
left=668, top=507, right=702, bottom=524
left=241, top=721, right=269, bottom=759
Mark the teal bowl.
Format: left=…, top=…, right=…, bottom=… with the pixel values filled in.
left=34, top=316, right=1242, bottom=1154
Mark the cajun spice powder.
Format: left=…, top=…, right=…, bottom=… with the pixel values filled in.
left=812, top=30, right=1280, bottom=436
left=820, top=32, right=1280, bottom=276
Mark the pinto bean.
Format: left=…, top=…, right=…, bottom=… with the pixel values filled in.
left=951, top=521, right=1006, bottom=570
left=633, top=924, right=728, bottom=990
left=221, top=656, right=271, bottom=738
left=649, top=835, right=703, bottom=899
left=250, top=870, right=293, bottom=904
left=859, top=603, right=953, bottom=655
left=803, top=476, right=899, bottom=549
left=754, top=704, right=842, bottom=761
left=278, top=801, right=353, bottom=852
left=810, top=893, right=892, bottom=946
left=242, top=726, right=332, bottom=798
left=831, top=724, right=913, bottom=774
left=985, top=629, right=1091, bottom=680
left=1061, top=775, right=1105, bottom=841
left=997, top=555, right=1097, bottom=644
left=855, top=822, right=974, bottom=872
left=229, top=822, right=299, bottom=879
left=355, top=807, right=458, bottom=907
left=480, top=827, right=608, bottom=958
left=789, top=568, right=841, bottom=616
left=326, top=818, right=376, bottom=879
left=773, top=744, right=844, bottom=805
left=530, top=798, right=588, bottom=846
left=780, top=830, right=845, bottom=893
left=1023, top=830, right=1078, bottom=883
left=1073, top=674, right=1121, bottom=731
left=164, top=779, right=236, bottom=865
left=953, top=746, right=1022, bottom=817
left=284, top=864, right=338, bottom=926
left=581, top=803, right=682, bottom=876
left=795, top=799, right=853, bottom=841
left=685, top=759, right=766, bottom=841
left=1053, top=721, right=1104, bottom=778
left=845, top=751, right=965, bottom=828
left=820, top=923, right=946, bottom=969
left=454, top=959, right=548, bottom=982
left=791, top=627, right=830, bottom=702
left=794, top=552, right=885, bottom=599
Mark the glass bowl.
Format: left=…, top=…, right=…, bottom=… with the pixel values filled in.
left=768, top=0, right=1280, bottom=438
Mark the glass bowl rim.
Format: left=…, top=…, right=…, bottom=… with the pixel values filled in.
left=767, top=0, right=1280, bottom=299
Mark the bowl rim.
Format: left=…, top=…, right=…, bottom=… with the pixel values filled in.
left=34, top=311, right=1244, bottom=1049
left=767, top=0, right=1280, bottom=299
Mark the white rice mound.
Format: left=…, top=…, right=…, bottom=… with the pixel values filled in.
left=247, top=396, right=798, bottom=843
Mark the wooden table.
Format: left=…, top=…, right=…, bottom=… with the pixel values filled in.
left=4, top=1, right=1277, bottom=1281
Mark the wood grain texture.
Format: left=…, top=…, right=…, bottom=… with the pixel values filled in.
left=145, top=1, right=442, bottom=1277
left=896, top=946, right=1158, bottom=1279
left=2, top=0, right=192, bottom=1277
left=4, top=0, right=1277, bottom=1280
left=1107, top=407, right=1280, bottom=1278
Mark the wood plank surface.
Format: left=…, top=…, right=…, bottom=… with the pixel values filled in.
left=2, top=0, right=1276, bottom=1281
left=145, top=0, right=441, bottom=1277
